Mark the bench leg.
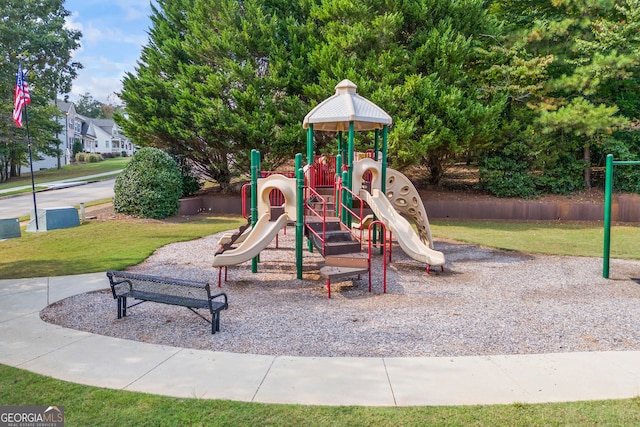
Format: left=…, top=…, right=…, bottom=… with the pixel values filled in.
left=211, top=312, right=221, bottom=334
left=117, top=296, right=127, bottom=319
left=326, top=278, right=331, bottom=299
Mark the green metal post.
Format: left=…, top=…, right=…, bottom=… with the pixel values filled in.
left=341, top=170, right=349, bottom=226
left=295, top=153, right=304, bottom=279
left=603, top=154, right=614, bottom=278
left=306, top=125, right=314, bottom=165
left=338, top=131, right=344, bottom=162
left=374, top=129, right=379, bottom=161
left=251, top=150, right=259, bottom=273
left=381, top=125, right=388, bottom=194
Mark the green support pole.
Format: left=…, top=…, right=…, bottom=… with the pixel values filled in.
left=295, top=153, right=304, bottom=279
left=338, top=131, right=344, bottom=162
left=341, top=170, right=349, bottom=226
left=381, top=125, right=388, bottom=194
left=307, top=125, right=314, bottom=165
left=374, top=129, right=379, bottom=161
left=251, top=150, right=259, bottom=273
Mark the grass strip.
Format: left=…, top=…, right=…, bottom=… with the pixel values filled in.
left=431, top=220, right=640, bottom=260
left=0, top=216, right=245, bottom=279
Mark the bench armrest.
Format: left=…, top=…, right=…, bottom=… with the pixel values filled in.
left=210, top=292, right=228, bottom=308
left=108, top=278, right=133, bottom=299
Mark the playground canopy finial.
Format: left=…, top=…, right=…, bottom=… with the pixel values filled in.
left=302, top=79, right=392, bottom=132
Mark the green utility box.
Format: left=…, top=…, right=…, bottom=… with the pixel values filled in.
left=26, top=206, right=80, bottom=232
left=0, top=218, right=21, bottom=239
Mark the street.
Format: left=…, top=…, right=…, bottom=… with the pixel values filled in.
left=0, top=179, right=116, bottom=218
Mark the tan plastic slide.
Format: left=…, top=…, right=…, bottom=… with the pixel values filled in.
left=212, top=212, right=288, bottom=267
left=361, top=188, right=445, bottom=268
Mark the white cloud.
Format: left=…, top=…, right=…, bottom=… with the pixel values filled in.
left=114, top=0, right=155, bottom=21
left=62, top=3, right=152, bottom=104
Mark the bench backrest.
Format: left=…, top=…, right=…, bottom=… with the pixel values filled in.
left=107, top=270, right=211, bottom=302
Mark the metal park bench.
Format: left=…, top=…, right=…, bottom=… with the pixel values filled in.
left=106, top=270, right=228, bottom=334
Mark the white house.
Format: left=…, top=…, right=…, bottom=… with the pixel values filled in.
left=30, top=101, right=135, bottom=171
left=79, top=117, right=135, bottom=156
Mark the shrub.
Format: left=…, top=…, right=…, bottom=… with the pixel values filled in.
left=86, top=153, right=104, bottom=163
left=537, top=155, right=585, bottom=195
left=75, top=152, right=86, bottom=162
left=113, top=147, right=183, bottom=219
left=72, top=141, right=82, bottom=157
left=478, top=146, right=538, bottom=198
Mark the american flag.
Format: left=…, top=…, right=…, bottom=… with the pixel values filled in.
left=13, top=63, right=31, bottom=127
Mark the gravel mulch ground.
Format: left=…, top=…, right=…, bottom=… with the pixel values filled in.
left=41, top=226, right=640, bottom=358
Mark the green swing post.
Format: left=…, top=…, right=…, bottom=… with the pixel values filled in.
left=602, top=154, right=640, bottom=278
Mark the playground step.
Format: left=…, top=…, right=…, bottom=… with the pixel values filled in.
left=305, top=217, right=341, bottom=233
left=309, top=230, right=361, bottom=256
left=315, top=187, right=336, bottom=197
left=325, top=252, right=368, bottom=269
left=306, top=202, right=336, bottom=213
left=319, top=266, right=369, bottom=282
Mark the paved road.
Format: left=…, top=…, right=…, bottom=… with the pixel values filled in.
left=0, top=179, right=116, bottom=218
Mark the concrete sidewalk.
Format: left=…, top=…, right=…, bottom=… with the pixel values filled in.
left=1, top=273, right=639, bottom=406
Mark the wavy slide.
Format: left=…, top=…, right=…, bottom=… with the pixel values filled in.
left=212, top=212, right=287, bottom=267
left=361, top=188, right=445, bottom=268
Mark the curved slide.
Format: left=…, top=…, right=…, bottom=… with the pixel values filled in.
left=361, top=188, right=445, bottom=268
left=212, top=212, right=287, bottom=267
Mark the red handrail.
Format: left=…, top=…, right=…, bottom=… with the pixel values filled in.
left=336, top=179, right=364, bottom=248
left=304, top=186, right=327, bottom=255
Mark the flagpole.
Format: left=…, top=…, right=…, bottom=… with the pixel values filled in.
left=17, top=57, right=39, bottom=231
left=23, top=99, right=39, bottom=231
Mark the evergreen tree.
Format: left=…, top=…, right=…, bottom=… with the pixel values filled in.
left=487, top=0, right=639, bottom=192
left=117, top=0, right=311, bottom=190
left=307, top=0, right=505, bottom=184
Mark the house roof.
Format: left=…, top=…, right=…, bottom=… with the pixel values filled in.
left=302, top=79, right=392, bottom=132
left=55, top=100, right=75, bottom=115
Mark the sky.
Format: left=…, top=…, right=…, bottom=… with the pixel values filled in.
left=63, top=0, right=154, bottom=104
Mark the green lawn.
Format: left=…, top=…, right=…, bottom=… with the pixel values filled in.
left=0, top=215, right=245, bottom=279
left=0, top=157, right=130, bottom=191
left=431, top=220, right=640, bottom=259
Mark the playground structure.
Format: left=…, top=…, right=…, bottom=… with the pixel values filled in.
left=212, top=79, right=445, bottom=296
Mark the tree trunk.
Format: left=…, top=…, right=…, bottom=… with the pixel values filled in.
left=583, top=144, right=591, bottom=190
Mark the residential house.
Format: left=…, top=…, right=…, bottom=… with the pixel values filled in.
left=31, top=101, right=135, bottom=171
left=79, top=117, right=135, bottom=156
